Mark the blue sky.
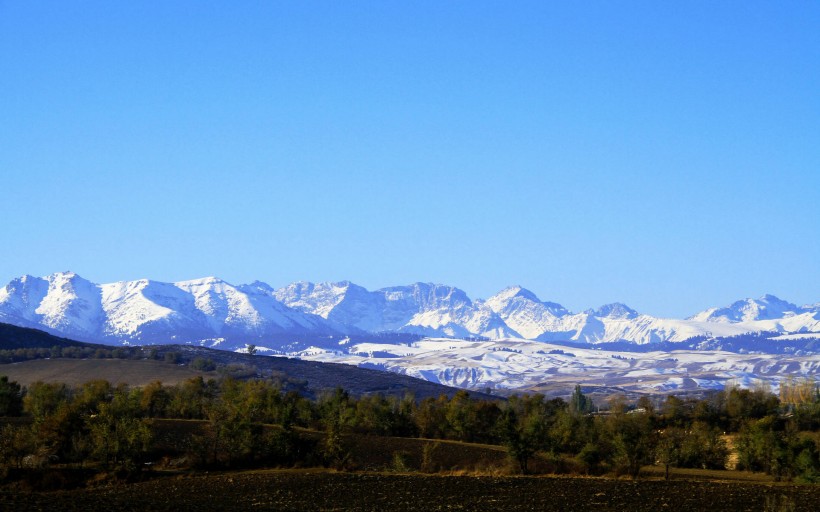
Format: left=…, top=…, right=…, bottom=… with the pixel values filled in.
left=1, top=2, right=818, bottom=317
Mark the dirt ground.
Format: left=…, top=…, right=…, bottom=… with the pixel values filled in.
left=2, top=469, right=818, bottom=512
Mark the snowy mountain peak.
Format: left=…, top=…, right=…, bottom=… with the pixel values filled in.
left=380, top=283, right=473, bottom=309
left=22, top=271, right=105, bottom=339
left=484, top=286, right=571, bottom=340
left=49, top=270, right=79, bottom=279
left=593, top=303, right=639, bottom=320
left=803, top=303, right=820, bottom=312
left=690, top=294, right=800, bottom=323
left=491, top=285, right=541, bottom=303
left=2, top=273, right=818, bottom=348
left=238, top=280, right=276, bottom=295
left=174, top=276, right=227, bottom=288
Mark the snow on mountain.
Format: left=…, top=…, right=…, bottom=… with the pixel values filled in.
left=0, top=274, right=50, bottom=328
left=173, top=277, right=327, bottom=336
left=274, top=281, right=383, bottom=333
left=593, top=303, right=639, bottom=320
left=2, top=273, right=818, bottom=349
left=294, top=337, right=820, bottom=393
left=382, top=283, right=518, bottom=339
left=685, top=294, right=820, bottom=338
left=100, top=278, right=207, bottom=341
left=481, top=287, right=731, bottom=345
left=690, top=294, right=802, bottom=323
left=275, top=281, right=518, bottom=339
left=0, top=272, right=104, bottom=340
left=1, top=272, right=336, bottom=347
left=483, top=286, right=569, bottom=339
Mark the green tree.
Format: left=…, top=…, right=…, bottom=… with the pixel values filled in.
left=23, top=381, right=70, bottom=423
left=606, top=411, right=657, bottom=478
left=87, top=386, right=152, bottom=471
left=414, top=395, right=448, bottom=439
left=678, top=422, right=729, bottom=470
left=139, top=381, right=170, bottom=417
left=500, top=407, right=538, bottom=474
left=570, top=385, right=594, bottom=415
left=446, top=390, right=477, bottom=442
left=656, top=427, right=684, bottom=479
left=0, top=376, right=23, bottom=416
left=550, top=408, right=594, bottom=455
left=736, top=416, right=787, bottom=477
left=318, top=388, right=354, bottom=468
left=791, top=436, right=820, bottom=483
left=168, top=376, right=216, bottom=419
left=0, top=424, right=34, bottom=469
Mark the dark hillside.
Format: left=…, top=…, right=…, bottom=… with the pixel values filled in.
left=0, top=323, right=495, bottom=400
left=0, top=358, right=215, bottom=387
left=0, top=322, right=98, bottom=350
left=149, top=344, right=497, bottom=400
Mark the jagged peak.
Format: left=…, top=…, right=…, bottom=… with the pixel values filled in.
left=284, top=280, right=358, bottom=290
left=379, top=282, right=465, bottom=295
left=727, top=294, right=797, bottom=311
left=490, top=285, right=541, bottom=303
left=42, top=271, right=100, bottom=292
left=689, top=293, right=801, bottom=322
left=593, top=302, right=639, bottom=320
left=244, top=280, right=275, bottom=291
left=46, top=270, right=83, bottom=281
left=174, top=276, right=233, bottom=289
left=3, top=274, right=42, bottom=288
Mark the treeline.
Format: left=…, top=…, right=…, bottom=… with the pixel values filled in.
left=0, top=345, right=196, bottom=364
left=1, top=375, right=819, bottom=482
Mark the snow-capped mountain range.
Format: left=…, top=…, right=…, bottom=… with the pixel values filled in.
left=1, top=272, right=818, bottom=350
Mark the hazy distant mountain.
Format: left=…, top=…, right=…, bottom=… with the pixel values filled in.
left=689, top=294, right=816, bottom=323
left=1, top=272, right=818, bottom=350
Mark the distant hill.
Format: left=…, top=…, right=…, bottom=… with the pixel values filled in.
left=0, top=322, right=495, bottom=400
left=0, top=358, right=215, bottom=388
left=0, top=322, right=97, bottom=350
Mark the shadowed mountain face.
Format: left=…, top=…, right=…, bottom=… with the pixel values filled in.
left=1, top=272, right=818, bottom=351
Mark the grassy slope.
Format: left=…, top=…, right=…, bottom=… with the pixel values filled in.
left=0, top=358, right=214, bottom=387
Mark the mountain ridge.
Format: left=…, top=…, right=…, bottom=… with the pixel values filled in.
left=1, top=271, right=818, bottom=351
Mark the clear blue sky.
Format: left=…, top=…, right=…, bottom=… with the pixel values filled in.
left=1, top=2, right=818, bottom=318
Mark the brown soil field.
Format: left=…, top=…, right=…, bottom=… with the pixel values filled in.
left=2, top=469, right=818, bottom=512
left=317, top=431, right=510, bottom=472
left=0, top=358, right=215, bottom=387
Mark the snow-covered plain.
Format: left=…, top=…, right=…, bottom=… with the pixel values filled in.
left=284, top=337, right=820, bottom=394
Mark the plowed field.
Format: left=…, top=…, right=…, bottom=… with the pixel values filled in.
left=2, top=470, right=818, bottom=512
